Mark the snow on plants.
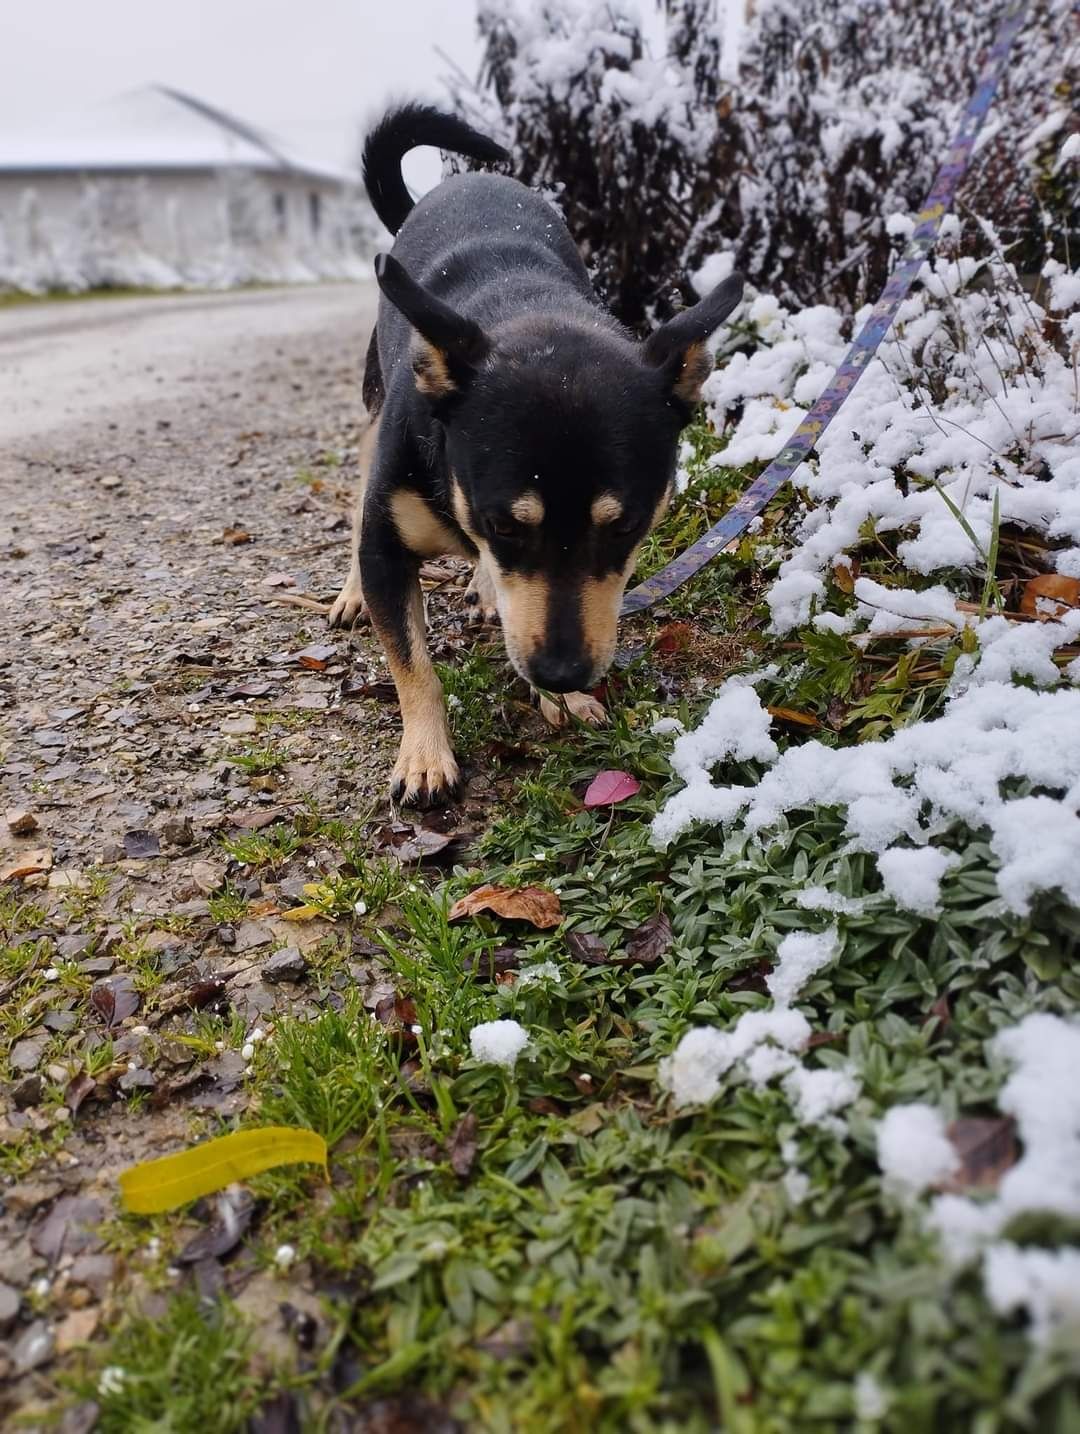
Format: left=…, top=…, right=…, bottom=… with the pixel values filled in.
left=873, top=1015, right=1080, bottom=1346
left=660, top=924, right=858, bottom=1130
left=652, top=677, right=1080, bottom=917
left=469, top=1018, right=530, bottom=1069
left=705, top=249, right=1080, bottom=634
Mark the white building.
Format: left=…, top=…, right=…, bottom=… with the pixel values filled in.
left=0, top=86, right=373, bottom=294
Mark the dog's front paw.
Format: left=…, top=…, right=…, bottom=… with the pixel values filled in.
left=464, top=563, right=499, bottom=626
left=390, top=732, right=461, bottom=807
left=539, top=691, right=608, bottom=729
left=328, top=578, right=366, bottom=629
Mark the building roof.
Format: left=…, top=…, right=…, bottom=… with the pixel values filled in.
left=0, top=85, right=351, bottom=184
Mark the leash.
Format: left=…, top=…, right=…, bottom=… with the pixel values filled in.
left=621, top=0, right=1030, bottom=616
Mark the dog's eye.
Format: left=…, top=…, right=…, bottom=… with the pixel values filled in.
left=487, top=518, right=519, bottom=541
left=612, top=517, right=639, bottom=538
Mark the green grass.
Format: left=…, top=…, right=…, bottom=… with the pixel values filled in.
left=68, top=1296, right=262, bottom=1431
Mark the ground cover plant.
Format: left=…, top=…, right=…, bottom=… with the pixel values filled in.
left=3, top=6, right=1080, bottom=1432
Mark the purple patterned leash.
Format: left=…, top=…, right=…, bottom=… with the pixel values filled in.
left=622, top=0, right=1029, bottom=616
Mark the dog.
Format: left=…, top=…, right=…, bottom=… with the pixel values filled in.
left=329, top=104, right=743, bottom=805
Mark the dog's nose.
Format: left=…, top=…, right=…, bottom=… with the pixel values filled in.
left=528, top=655, right=594, bottom=693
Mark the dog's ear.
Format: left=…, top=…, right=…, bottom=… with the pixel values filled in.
left=375, top=253, right=490, bottom=402
left=644, top=273, right=744, bottom=406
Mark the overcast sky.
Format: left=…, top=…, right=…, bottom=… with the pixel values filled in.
left=0, top=0, right=482, bottom=189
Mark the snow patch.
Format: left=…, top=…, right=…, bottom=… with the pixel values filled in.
left=469, top=1019, right=531, bottom=1070
left=876, top=1104, right=958, bottom=1196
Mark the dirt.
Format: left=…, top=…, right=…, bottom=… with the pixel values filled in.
left=0, top=283, right=505, bottom=1418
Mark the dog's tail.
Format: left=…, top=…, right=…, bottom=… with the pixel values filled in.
left=362, top=104, right=509, bottom=236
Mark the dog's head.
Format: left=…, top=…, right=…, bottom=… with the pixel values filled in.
left=375, top=253, right=743, bottom=692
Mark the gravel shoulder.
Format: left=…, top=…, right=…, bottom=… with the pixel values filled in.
left=0, top=282, right=417, bottom=1410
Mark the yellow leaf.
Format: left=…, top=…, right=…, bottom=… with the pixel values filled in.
left=280, top=904, right=321, bottom=922
left=302, top=882, right=324, bottom=898
left=119, top=1126, right=327, bottom=1214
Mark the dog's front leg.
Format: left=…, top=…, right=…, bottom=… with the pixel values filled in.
left=362, top=538, right=459, bottom=806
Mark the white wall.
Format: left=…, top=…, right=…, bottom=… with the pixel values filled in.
left=0, top=167, right=372, bottom=293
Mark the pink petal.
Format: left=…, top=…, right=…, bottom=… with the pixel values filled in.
left=583, top=770, right=641, bottom=808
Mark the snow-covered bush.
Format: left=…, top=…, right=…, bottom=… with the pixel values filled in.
left=460, top=0, right=1078, bottom=324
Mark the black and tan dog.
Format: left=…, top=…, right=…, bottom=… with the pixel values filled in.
left=330, top=104, right=743, bottom=805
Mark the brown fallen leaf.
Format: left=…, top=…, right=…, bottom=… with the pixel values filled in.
left=90, top=975, right=140, bottom=1027
left=624, top=911, right=673, bottom=967
left=293, top=643, right=337, bottom=670
left=653, top=621, right=693, bottom=657
left=0, top=848, right=53, bottom=882
left=222, top=527, right=253, bottom=546
left=448, top=884, right=562, bottom=929
left=766, top=706, right=820, bottom=729
left=374, top=993, right=419, bottom=1052
left=374, top=822, right=454, bottom=864
left=461, top=946, right=523, bottom=980
left=229, top=808, right=287, bottom=831
left=447, top=1111, right=479, bottom=1179
left=565, top=930, right=609, bottom=964
left=1020, top=573, right=1080, bottom=621
left=937, top=1117, right=1017, bottom=1194
left=64, top=1072, right=99, bottom=1117
left=832, top=558, right=859, bottom=594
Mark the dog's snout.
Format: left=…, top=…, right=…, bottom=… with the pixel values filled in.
left=528, top=655, right=594, bottom=694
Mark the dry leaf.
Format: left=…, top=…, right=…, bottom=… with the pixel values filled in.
left=447, top=1111, right=479, bottom=1179
left=64, top=1072, right=98, bottom=1116
left=119, top=1126, right=327, bottom=1214
left=280, top=904, right=321, bottom=922
left=1020, top=573, right=1080, bottom=621
left=448, top=884, right=562, bottom=929
left=937, top=1117, right=1017, bottom=1194
left=90, top=975, right=139, bottom=1027
left=583, top=770, right=641, bottom=808
left=0, top=848, right=53, bottom=882
left=222, top=527, right=253, bottom=546
left=624, top=911, right=673, bottom=967
left=374, top=822, right=455, bottom=864
left=653, top=621, right=693, bottom=656
left=293, top=643, right=337, bottom=670
left=766, top=706, right=820, bottom=729
left=565, top=931, right=610, bottom=964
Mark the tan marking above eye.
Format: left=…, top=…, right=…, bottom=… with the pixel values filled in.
left=591, top=493, right=624, bottom=525
left=511, top=491, right=545, bottom=525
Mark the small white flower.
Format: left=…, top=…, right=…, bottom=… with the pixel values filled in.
left=43, top=967, right=59, bottom=982
left=306, top=857, right=316, bottom=869
left=274, top=1243, right=296, bottom=1271
left=127, top=1060, right=138, bottom=1072
left=145, top=1237, right=161, bottom=1259
left=32, top=1277, right=51, bottom=1298
left=410, top=1024, right=422, bottom=1034
left=354, top=900, right=367, bottom=915
left=446, top=694, right=462, bottom=709
left=214, top=1040, right=225, bottom=1052
left=250, top=1028, right=265, bottom=1043
left=241, top=1043, right=255, bottom=1061
left=98, top=1366, right=127, bottom=1397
